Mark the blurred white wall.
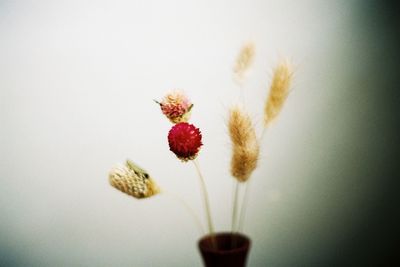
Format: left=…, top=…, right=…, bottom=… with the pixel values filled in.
left=1, top=0, right=392, bottom=266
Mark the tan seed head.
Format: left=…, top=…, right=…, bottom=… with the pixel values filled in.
left=109, top=161, right=159, bottom=199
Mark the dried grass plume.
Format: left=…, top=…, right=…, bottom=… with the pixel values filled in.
left=233, top=42, right=255, bottom=83
left=264, top=59, right=293, bottom=126
left=228, top=106, right=260, bottom=182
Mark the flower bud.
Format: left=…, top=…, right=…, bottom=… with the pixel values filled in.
left=157, top=90, right=193, bottom=123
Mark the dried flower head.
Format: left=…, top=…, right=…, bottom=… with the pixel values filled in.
left=264, top=59, right=293, bottom=126
left=233, top=42, right=255, bottom=83
left=157, top=90, right=193, bottom=123
left=168, top=122, right=203, bottom=161
left=109, top=160, right=159, bottom=199
left=228, top=106, right=259, bottom=182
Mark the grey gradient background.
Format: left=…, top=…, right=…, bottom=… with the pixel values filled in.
left=1, top=0, right=399, bottom=266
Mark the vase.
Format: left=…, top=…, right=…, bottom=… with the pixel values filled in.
left=198, top=232, right=251, bottom=267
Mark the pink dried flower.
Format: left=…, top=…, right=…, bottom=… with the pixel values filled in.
left=157, top=90, right=193, bottom=123
left=168, top=122, right=203, bottom=161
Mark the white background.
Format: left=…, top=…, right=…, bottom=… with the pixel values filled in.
left=1, top=0, right=390, bottom=266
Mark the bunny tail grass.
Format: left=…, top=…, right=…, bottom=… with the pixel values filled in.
left=264, top=59, right=293, bottom=126
left=228, top=106, right=260, bottom=182
left=233, top=42, right=255, bottom=84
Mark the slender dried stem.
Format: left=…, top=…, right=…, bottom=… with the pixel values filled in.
left=237, top=180, right=251, bottom=232
left=231, top=180, right=240, bottom=232
left=193, top=159, right=216, bottom=248
left=162, top=190, right=205, bottom=235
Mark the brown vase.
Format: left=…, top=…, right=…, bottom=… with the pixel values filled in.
left=198, top=232, right=251, bottom=267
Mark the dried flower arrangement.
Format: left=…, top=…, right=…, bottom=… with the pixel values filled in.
left=108, top=43, right=293, bottom=257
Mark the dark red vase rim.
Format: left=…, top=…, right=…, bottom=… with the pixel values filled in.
left=198, top=232, right=251, bottom=255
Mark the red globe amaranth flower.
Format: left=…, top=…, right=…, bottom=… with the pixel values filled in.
left=168, top=122, right=203, bottom=161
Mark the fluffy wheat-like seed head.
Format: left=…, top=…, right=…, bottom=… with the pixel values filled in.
left=233, top=42, right=255, bottom=83
left=228, top=106, right=255, bottom=147
left=228, top=106, right=260, bottom=182
left=264, top=59, right=293, bottom=126
left=231, top=145, right=259, bottom=182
